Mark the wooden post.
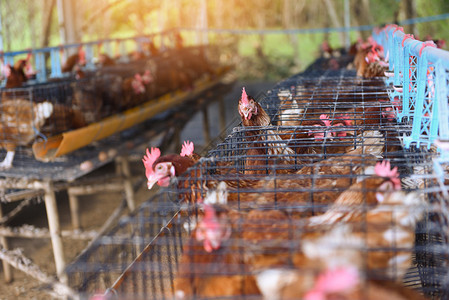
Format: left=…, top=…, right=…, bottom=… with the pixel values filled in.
left=67, top=190, right=81, bottom=230
left=43, top=181, right=67, bottom=283
left=0, top=204, right=13, bottom=283
left=118, top=157, right=136, bottom=212
left=202, top=106, right=211, bottom=145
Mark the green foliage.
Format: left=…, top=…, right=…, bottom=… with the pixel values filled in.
left=416, top=0, right=449, bottom=45
left=1, top=0, right=449, bottom=78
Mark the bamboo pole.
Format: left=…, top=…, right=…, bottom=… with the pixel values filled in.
left=0, top=225, right=97, bottom=240
left=68, top=192, right=81, bottom=230
left=118, top=157, right=136, bottom=212
left=0, top=196, right=42, bottom=226
left=0, top=204, right=13, bottom=283
left=1, top=189, right=43, bottom=203
left=0, top=248, right=77, bottom=299
left=43, top=181, right=67, bottom=283
left=68, top=183, right=124, bottom=195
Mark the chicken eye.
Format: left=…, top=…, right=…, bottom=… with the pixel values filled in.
left=157, top=165, right=163, bottom=170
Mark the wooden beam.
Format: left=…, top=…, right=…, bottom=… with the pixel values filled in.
left=0, top=196, right=42, bottom=226
left=1, top=189, right=44, bottom=203
left=68, top=182, right=124, bottom=195
left=0, top=225, right=97, bottom=240
left=118, top=157, right=136, bottom=212
left=68, top=193, right=81, bottom=230
left=0, top=205, right=13, bottom=283
left=0, top=247, right=78, bottom=299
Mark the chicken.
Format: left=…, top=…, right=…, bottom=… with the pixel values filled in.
left=176, top=180, right=427, bottom=300
left=143, top=141, right=199, bottom=189
left=276, top=87, right=304, bottom=127
left=144, top=143, right=255, bottom=205
left=260, top=193, right=427, bottom=300
left=71, top=77, right=103, bottom=124
left=173, top=202, right=261, bottom=299
left=308, top=160, right=401, bottom=225
left=353, top=37, right=388, bottom=78
left=121, top=72, right=150, bottom=109
left=0, top=100, right=53, bottom=169
left=144, top=130, right=385, bottom=210
left=320, top=40, right=334, bottom=59
left=61, top=47, right=86, bottom=73
left=245, top=87, right=388, bottom=159
left=175, top=182, right=300, bottom=299
left=97, top=53, right=115, bottom=67
left=224, top=130, right=385, bottom=210
left=147, top=40, right=160, bottom=57
left=5, top=59, right=28, bottom=89
left=41, top=103, right=87, bottom=136
left=305, top=165, right=426, bottom=280
left=238, top=87, right=298, bottom=173
left=299, top=266, right=426, bottom=300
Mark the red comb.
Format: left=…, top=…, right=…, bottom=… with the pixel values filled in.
left=180, top=140, right=194, bottom=157
left=142, top=147, right=161, bottom=178
left=337, top=114, right=353, bottom=126
left=320, top=114, right=331, bottom=127
left=374, top=160, right=401, bottom=190
left=241, top=87, right=249, bottom=105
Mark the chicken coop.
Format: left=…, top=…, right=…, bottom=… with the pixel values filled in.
left=59, top=25, right=449, bottom=300
left=1, top=0, right=449, bottom=298
left=0, top=5, right=235, bottom=294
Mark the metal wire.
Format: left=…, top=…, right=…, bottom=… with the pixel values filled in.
left=66, top=66, right=449, bottom=299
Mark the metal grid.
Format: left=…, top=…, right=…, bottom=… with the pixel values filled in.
left=66, top=69, right=449, bottom=299
left=65, top=192, right=182, bottom=299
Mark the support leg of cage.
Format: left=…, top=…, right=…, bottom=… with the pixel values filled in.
left=43, top=181, right=67, bottom=283
left=68, top=191, right=81, bottom=231
left=117, top=156, right=136, bottom=212
left=0, top=204, right=13, bottom=283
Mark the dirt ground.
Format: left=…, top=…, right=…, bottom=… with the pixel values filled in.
left=0, top=80, right=275, bottom=300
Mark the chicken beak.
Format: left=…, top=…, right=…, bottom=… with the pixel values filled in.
left=242, top=109, right=252, bottom=120
left=147, top=173, right=167, bottom=189
left=147, top=176, right=159, bottom=189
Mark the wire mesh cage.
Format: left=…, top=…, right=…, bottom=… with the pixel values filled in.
left=63, top=67, right=449, bottom=300
left=66, top=151, right=449, bottom=299
left=0, top=43, right=223, bottom=173
left=65, top=192, right=183, bottom=299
